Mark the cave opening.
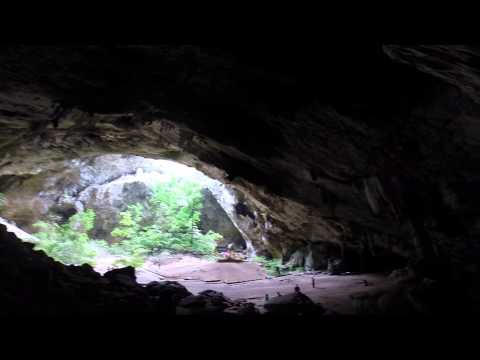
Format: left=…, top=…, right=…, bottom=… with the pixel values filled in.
left=0, top=154, right=270, bottom=277
left=3, top=44, right=479, bottom=317
left=0, top=152, right=401, bottom=316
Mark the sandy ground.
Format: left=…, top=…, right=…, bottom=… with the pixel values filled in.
left=95, top=253, right=267, bottom=282
left=0, top=220, right=393, bottom=314
left=141, top=255, right=267, bottom=283
left=131, top=255, right=393, bottom=315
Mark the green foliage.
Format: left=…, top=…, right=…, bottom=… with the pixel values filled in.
left=253, top=255, right=283, bottom=276
left=291, top=266, right=305, bottom=273
left=112, top=247, right=148, bottom=268
left=253, top=256, right=306, bottom=276
left=30, top=178, right=224, bottom=269
left=111, top=178, right=223, bottom=257
left=93, top=239, right=111, bottom=252
left=33, top=209, right=98, bottom=266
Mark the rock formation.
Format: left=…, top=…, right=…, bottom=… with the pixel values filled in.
left=1, top=45, right=480, bottom=313
left=0, top=154, right=247, bottom=246
left=199, top=188, right=245, bottom=250
left=0, top=223, right=257, bottom=316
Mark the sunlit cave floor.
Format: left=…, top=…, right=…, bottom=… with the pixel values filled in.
left=98, top=253, right=392, bottom=315
left=0, top=217, right=401, bottom=316
left=145, top=272, right=391, bottom=315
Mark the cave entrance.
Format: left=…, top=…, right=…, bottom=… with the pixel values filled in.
left=0, top=155, right=278, bottom=283
left=0, top=154, right=400, bottom=314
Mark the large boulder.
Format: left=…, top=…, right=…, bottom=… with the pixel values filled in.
left=146, top=281, right=192, bottom=300
left=0, top=154, right=252, bottom=249
left=303, top=242, right=343, bottom=271
left=0, top=224, right=158, bottom=314
left=145, top=281, right=192, bottom=313
left=103, top=266, right=137, bottom=287
left=199, top=188, right=246, bottom=250
left=176, top=289, right=233, bottom=315
left=175, top=289, right=258, bottom=316
left=286, top=248, right=307, bottom=268
left=77, top=180, right=152, bottom=241
left=264, top=291, right=325, bottom=316
left=0, top=154, right=159, bottom=231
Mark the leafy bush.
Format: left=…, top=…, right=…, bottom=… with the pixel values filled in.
left=111, top=178, right=223, bottom=256
left=253, top=256, right=307, bottom=276
left=253, top=255, right=283, bottom=276
left=112, top=247, right=148, bottom=268
left=30, top=178, right=224, bottom=269
left=33, top=210, right=98, bottom=266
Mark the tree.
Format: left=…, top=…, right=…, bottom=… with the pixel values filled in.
left=111, top=177, right=222, bottom=256
left=30, top=178, right=224, bottom=268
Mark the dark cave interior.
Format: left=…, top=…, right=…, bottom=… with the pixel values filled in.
left=1, top=44, right=480, bottom=320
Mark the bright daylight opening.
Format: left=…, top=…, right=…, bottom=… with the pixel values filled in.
left=2, top=154, right=357, bottom=315
left=0, top=154, right=281, bottom=286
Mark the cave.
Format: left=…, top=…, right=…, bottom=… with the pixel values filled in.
left=1, top=44, right=480, bottom=319
left=0, top=154, right=252, bottom=268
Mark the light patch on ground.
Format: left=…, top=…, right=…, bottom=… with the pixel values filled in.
left=141, top=255, right=266, bottom=283
left=135, top=259, right=392, bottom=315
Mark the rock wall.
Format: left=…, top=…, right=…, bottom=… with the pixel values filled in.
left=0, top=224, right=258, bottom=316
left=0, top=155, right=159, bottom=230
left=1, top=45, right=480, bottom=284
left=0, top=154, right=249, bottom=246
left=77, top=179, right=152, bottom=241
left=199, top=188, right=245, bottom=249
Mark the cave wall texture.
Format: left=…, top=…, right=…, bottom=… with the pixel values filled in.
left=0, top=153, right=247, bottom=247
left=1, top=44, right=480, bottom=284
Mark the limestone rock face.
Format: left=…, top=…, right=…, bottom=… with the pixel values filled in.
left=0, top=154, right=163, bottom=230
left=77, top=180, right=152, bottom=241
left=0, top=154, right=249, bottom=246
left=1, top=45, right=480, bottom=304
left=286, top=248, right=307, bottom=268
left=199, top=188, right=245, bottom=249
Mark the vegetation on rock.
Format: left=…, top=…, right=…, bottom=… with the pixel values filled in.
left=32, top=178, right=223, bottom=267
left=253, top=255, right=283, bottom=276
left=33, top=209, right=98, bottom=266
left=252, top=255, right=305, bottom=277
left=111, top=178, right=223, bottom=257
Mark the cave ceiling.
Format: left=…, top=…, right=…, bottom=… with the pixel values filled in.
left=1, top=45, right=480, bottom=262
